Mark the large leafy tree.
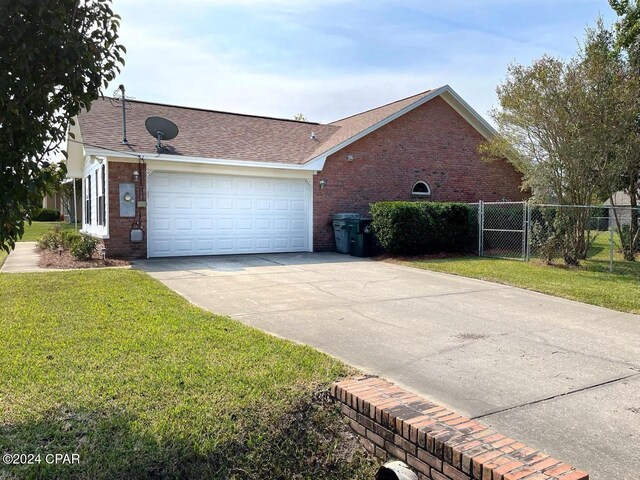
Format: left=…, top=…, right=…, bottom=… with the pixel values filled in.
left=609, top=0, right=640, bottom=259
left=611, top=0, right=640, bottom=58
left=479, top=21, right=625, bottom=264
left=0, top=0, right=125, bottom=251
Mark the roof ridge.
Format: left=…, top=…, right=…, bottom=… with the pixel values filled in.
left=328, top=87, right=441, bottom=124
left=98, top=95, right=322, bottom=125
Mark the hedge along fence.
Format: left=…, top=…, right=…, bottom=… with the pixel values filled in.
left=370, top=202, right=473, bottom=255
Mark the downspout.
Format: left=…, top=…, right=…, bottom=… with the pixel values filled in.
left=73, top=178, right=78, bottom=231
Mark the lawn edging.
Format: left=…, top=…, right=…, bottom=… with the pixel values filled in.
left=332, top=376, right=589, bottom=480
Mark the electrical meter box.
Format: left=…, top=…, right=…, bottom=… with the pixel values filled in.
left=119, top=183, right=135, bottom=217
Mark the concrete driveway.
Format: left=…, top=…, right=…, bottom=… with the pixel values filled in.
left=136, top=253, right=640, bottom=479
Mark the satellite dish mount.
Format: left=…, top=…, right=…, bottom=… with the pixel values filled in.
left=145, top=116, right=179, bottom=153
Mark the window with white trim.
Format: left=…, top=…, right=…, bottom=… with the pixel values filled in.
left=412, top=181, right=431, bottom=197
left=97, top=164, right=106, bottom=226
left=85, top=175, right=92, bottom=225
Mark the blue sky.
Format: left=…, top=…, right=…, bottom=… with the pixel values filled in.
left=110, top=0, right=617, bottom=124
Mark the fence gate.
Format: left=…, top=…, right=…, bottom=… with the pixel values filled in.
left=478, top=201, right=527, bottom=260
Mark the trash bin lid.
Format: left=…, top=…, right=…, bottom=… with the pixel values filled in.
left=332, top=213, right=361, bottom=220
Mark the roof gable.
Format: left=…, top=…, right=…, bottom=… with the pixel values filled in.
left=305, top=85, right=496, bottom=163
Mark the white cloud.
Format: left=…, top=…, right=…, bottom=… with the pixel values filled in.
left=109, top=12, right=501, bottom=123
left=108, top=0, right=613, bottom=125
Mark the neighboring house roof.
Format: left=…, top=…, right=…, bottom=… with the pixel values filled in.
left=75, top=85, right=494, bottom=167
left=604, top=191, right=638, bottom=206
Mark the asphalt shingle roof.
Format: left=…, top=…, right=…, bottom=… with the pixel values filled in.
left=77, top=88, right=438, bottom=164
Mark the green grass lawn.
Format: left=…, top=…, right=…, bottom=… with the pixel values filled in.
left=0, top=270, right=377, bottom=479
left=19, top=222, right=77, bottom=242
left=403, top=234, right=640, bottom=315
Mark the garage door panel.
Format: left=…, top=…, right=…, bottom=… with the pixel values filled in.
left=237, top=238, right=253, bottom=250
left=148, top=173, right=310, bottom=257
left=153, top=218, right=171, bottom=231
left=291, top=200, right=306, bottom=211
left=174, top=239, right=194, bottom=252
left=237, top=199, right=252, bottom=210
left=292, top=219, right=306, bottom=231
left=217, top=218, right=234, bottom=230
left=197, top=218, right=214, bottom=230
left=175, top=218, right=193, bottom=231
left=291, top=237, right=306, bottom=249
left=196, top=198, right=213, bottom=209
left=216, top=198, right=233, bottom=210
left=237, top=218, right=252, bottom=230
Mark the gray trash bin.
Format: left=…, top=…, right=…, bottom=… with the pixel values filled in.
left=332, top=213, right=361, bottom=253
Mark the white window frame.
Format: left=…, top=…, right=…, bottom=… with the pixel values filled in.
left=81, top=156, right=109, bottom=238
left=412, top=180, right=432, bottom=197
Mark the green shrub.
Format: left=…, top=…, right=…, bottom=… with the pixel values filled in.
left=34, top=208, right=61, bottom=221
left=620, top=224, right=640, bottom=258
left=61, top=230, right=82, bottom=250
left=36, top=224, right=63, bottom=251
left=370, top=201, right=472, bottom=255
left=69, top=234, right=98, bottom=260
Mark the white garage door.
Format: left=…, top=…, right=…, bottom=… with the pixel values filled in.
left=148, top=172, right=311, bottom=257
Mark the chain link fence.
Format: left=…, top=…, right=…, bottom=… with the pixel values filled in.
left=475, top=201, right=640, bottom=272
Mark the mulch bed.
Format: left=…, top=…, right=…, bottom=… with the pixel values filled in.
left=38, top=249, right=130, bottom=269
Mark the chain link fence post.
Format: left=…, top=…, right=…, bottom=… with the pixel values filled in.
left=609, top=220, right=614, bottom=273
left=478, top=200, right=484, bottom=257
left=526, top=201, right=532, bottom=262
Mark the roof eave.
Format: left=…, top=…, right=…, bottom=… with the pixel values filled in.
left=83, top=147, right=324, bottom=172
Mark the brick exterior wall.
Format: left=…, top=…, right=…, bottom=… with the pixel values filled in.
left=313, top=96, right=526, bottom=251
left=105, top=161, right=147, bottom=259
left=333, top=377, right=588, bottom=480
left=105, top=97, right=525, bottom=258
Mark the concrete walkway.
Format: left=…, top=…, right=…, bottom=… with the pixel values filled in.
left=136, top=253, right=640, bottom=479
left=1, top=242, right=47, bottom=273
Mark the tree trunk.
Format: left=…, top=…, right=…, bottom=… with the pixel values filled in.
left=627, top=172, right=639, bottom=261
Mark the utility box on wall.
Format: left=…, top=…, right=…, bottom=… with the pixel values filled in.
left=119, top=183, right=135, bottom=217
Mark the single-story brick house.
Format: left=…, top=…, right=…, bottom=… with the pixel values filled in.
left=65, top=85, right=525, bottom=258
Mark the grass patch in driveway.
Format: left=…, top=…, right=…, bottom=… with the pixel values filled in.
left=401, top=234, right=640, bottom=314
left=0, top=269, right=377, bottom=479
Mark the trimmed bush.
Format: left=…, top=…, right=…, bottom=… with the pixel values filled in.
left=61, top=230, right=82, bottom=250
left=36, top=224, right=63, bottom=251
left=34, top=208, right=61, bottom=221
left=370, top=201, right=472, bottom=255
left=70, top=233, right=98, bottom=260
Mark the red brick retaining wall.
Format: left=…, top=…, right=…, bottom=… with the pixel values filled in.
left=332, top=377, right=588, bottom=480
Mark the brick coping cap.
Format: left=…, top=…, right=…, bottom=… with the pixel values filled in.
left=332, top=376, right=588, bottom=480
